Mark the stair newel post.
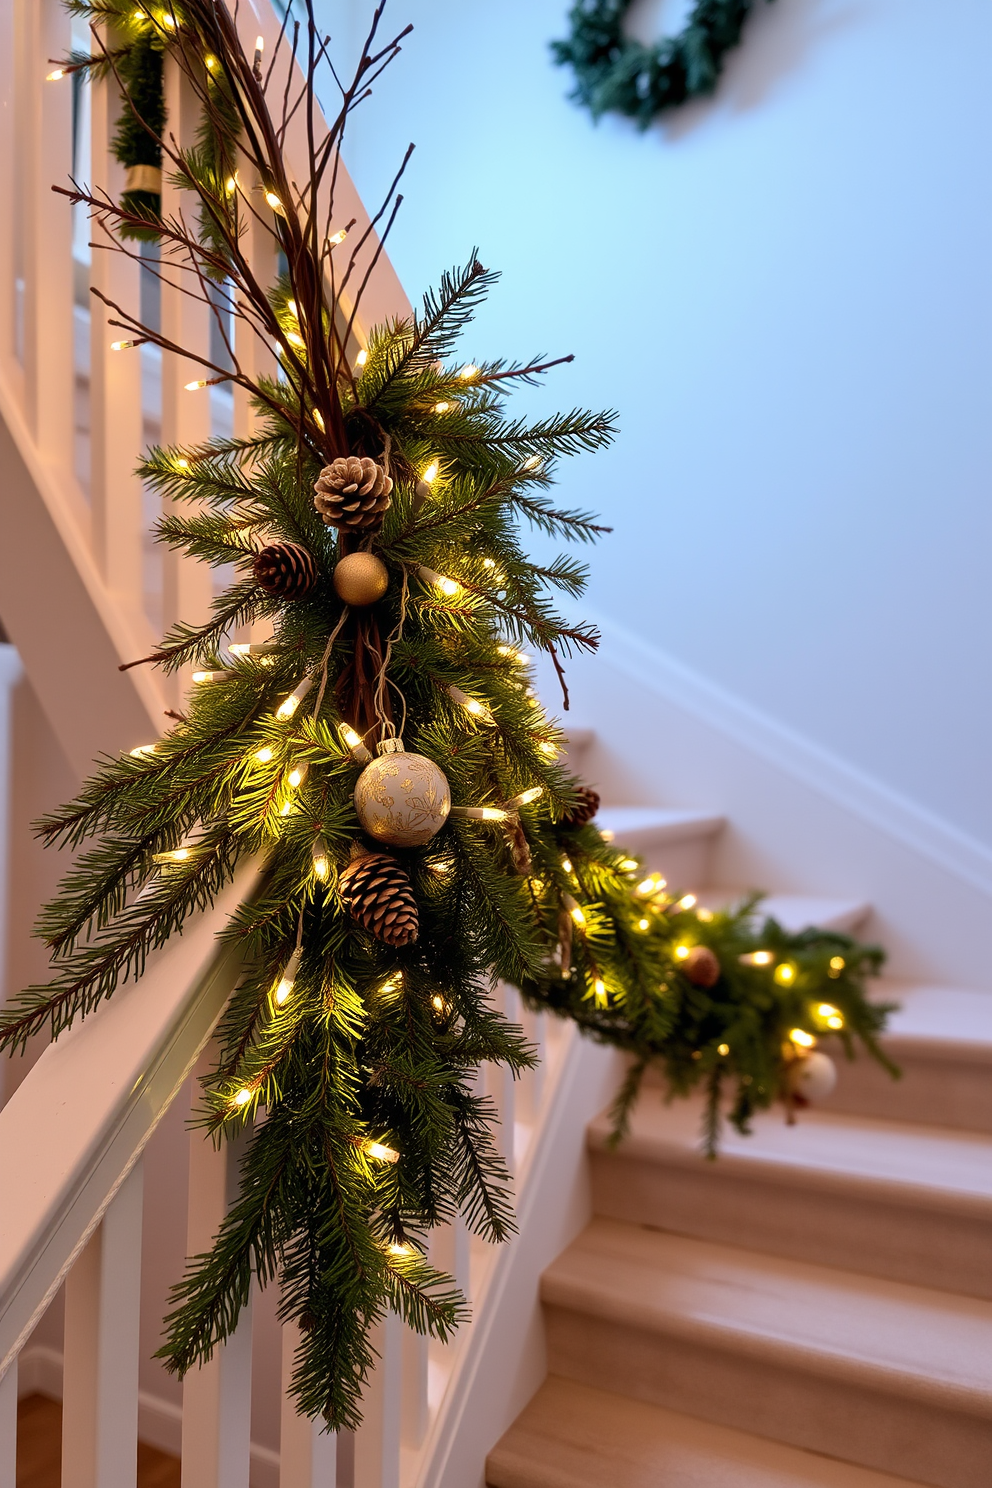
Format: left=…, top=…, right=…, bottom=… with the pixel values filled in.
left=61, top=1160, right=144, bottom=1488
left=88, top=42, right=145, bottom=631
left=159, top=54, right=214, bottom=713
left=180, top=1065, right=253, bottom=1488
left=352, top=1311, right=401, bottom=1488
left=278, top=1321, right=338, bottom=1488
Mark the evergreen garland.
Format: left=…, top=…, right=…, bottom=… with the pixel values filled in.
left=551, top=0, right=774, bottom=128
left=18, top=0, right=895, bottom=1429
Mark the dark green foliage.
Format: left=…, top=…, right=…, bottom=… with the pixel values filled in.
left=552, top=0, right=774, bottom=128
left=22, top=0, right=892, bottom=1433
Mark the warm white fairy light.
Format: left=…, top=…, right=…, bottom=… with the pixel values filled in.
left=232, top=1087, right=252, bottom=1107
left=129, top=743, right=158, bottom=758
left=274, top=947, right=302, bottom=1006
left=637, top=918, right=650, bottom=931
left=592, top=978, right=608, bottom=1007
left=111, top=338, right=142, bottom=351
left=388, top=1242, right=413, bottom=1257
left=276, top=677, right=313, bottom=720
left=423, top=461, right=439, bottom=484
left=675, top=894, right=697, bottom=912
left=740, top=950, right=774, bottom=967
left=774, top=962, right=796, bottom=985
left=286, top=331, right=305, bottom=349
left=254, top=745, right=274, bottom=764
left=521, top=455, right=543, bottom=471
left=380, top=972, right=403, bottom=995
left=225, top=175, right=237, bottom=195
left=790, top=1028, right=815, bottom=1048
left=451, top=805, right=510, bottom=822
left=355, top=348, right=368, bottom=368
left=696, top=906, right=714, bottom=923
left=328, top=227, right=349, bottom=245
left=205, top=54, right=217, bottom=71
left=562, top=893, right=585, bottom=927
left=718, top=1043, right=730, bottom=1056
left=47, top=67, right=66, bottom=80
left=674, top=944, right=690, bottom=960
left=433, top=401, right=452, bottom=414
left=828, top=955, right=845, bottom=979
left=264, top=190, right=285, bottom=215
left=447, top=684, right=494, bottom=724
left=619, top=858, right=638, bottom=872
left=561, top=857, right=573, bottom=874
left=312, top=409, right=325, bottom=432
left=339, top=723, right=373, bottom=764
left=417, top=565, right=461, bottom=597
left=458, top=364, right=478, bottom=380
left=152, top=846, right=192, bottom=865
left=311, top=837, right=330, bottom=882
left=229, top=641, right=280, bottom=659
left=507, top=786, right=543, bottom=808
left=192, top=669, right=228, bottom=684
left=636, top=874, right=667, bottom=898
left=431, top=994, right=449, bottom=1013
left=538, top=741, right=559, bottom=759
left=366, top=1140, right=400, bottom=1164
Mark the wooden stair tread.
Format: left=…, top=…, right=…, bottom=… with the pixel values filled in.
left=487, top=1377, right=931, bottom=1488
left=541, top=1219, right=992, bottom=1411
left=588, top=1099, right=992, bottom=1212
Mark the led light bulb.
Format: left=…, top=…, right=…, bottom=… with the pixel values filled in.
left=539, top=741, right=559, bottom=759
left=676, top=894, right=697, bottom=911
left=192, top=669, right=227, bottom=684
left=388, top=1242, right=412, bottom=1256
left=790, top=1028, right=815, bottom=1048
left=718, top=1043, right=730, bottom=1056
left=619, top=858, right=638, bottom=872
left=593, top=978, right=608, bottom=1007
left=328, top=226, right=349, bottom=245
left=129, top=744, right=158, bottom=757
left=507, top=786, right=543, bottom=808
left=774, top=963, right=796, bottom=985
left=287, top=764, right=307, bottom=789
left=431, top=994, right=449, bottom=1013
left=563, top=894, right=585, bottom=927
left=366, top=1140, right=400, bottom=1164
left=312, top=837, right=330, bottom=882
left=521, top=455, right=543, bottom=472
left=110, top=338, right=141, bottom=351
left=312, top=409, right=325, bottom=431
left=740, top=950, right=774, bottom=967
left=276, top=677, right=313, bottom=720
left=175, top=459, right=189, bottom=471
left=185, top=379, right=209, bottom=391
left=286, top=331, right=305, bottom=349
left=447, top=684, right=494, bottom=723
left=225, top=175, right=237, bottom=195
left=423, top=461, right=439, bottom=483
left=827, top=1016, right=844, bottom=1029
left=458, top=364, right=478, bottom=380
left=697, top=906, right=714, bottom=922
left=152, top=846, right=191, bottom=865
left=561, top=857, right=573, bottom=874
left=417, top=565, right=461, bottom=597
left=339, top=723, right=373, bottom=763
left=264, top=190, right=284, bottom=214
left=254, top=745, right=274, bottom=764
left=433, top=401, right=451, bottom=413
left=233, top=1087, right=252, bottom=1107
left=355, top=348, right=368, bottom=368
left=46, top=68, right=66, bottom=80
left=379, top=973, right=403, bottom=994
left=638, top=918, right=650, bottom=931
left=274, top=947, right=302, bottom=1006
left=162, top=12, right=176, bottom=29
left=817, top=1003, right=839, bottom=1019
left=675, top=944, right=690, bottom=959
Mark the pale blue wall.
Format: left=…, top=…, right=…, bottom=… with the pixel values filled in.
left=324, top=0, right=992, bottom=846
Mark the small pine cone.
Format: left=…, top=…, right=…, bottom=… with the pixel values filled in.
left=684, top=945, right=721, bottom=988
left=252, top=541, right=318, bottom=599
left=338, top=851, right=418, bottom=947
left=314, top=456, right=393, bottom=531
left=562, top=786, right=600, bottom=828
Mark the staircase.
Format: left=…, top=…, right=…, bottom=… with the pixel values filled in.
left=487, top=731, right=992, bottom=1488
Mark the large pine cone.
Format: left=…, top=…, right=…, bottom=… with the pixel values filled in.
left=314, top=457, right=393, bottom=532
left=338, top=851, right=418, bottom=947
left=252, top=541, right=318, bottom=599
left=562, top=786, right=600, bottom=828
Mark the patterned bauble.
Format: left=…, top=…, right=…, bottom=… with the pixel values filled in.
left=354, top=745, right=451, bottom=847
left=684, top=945, right=720, bottom=988
left=333, top=551, right=389, bottom=606
left=338, top=851, right=418, bottom=947
left=252, top=541, right=318, bottom=599
left=314, top=456, right=393, bottom=531
left=787, top=1050, right=837, bottom=1102
left=562, top=785, right=600, bottom=827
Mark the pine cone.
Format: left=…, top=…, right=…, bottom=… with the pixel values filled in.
left=562, top=786, right=600, bottom=828
left=338, top=851, right=418, bottom=947
left=314, top=457, right=393, bottom=531
left=252, top=541, right=318, bottom=599
left=684, top=945, right=721, bottom=988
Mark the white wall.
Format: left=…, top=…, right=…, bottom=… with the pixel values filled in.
left=332, top=0, right=992, bottom=857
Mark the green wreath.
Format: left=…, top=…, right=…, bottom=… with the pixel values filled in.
left=551, top=0, right=773, bottom=128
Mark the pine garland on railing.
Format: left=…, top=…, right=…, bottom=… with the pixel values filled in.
left=20, top=0, right=895, bottom=1430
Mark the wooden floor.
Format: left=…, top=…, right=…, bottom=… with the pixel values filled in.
left=17, top=1395, right=181, bottom=1488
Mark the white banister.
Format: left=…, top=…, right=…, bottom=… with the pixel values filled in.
left=279, top=1324, right=338, bottom=1488
left=62, top=1162, right=144, bottom=1488
left=180, top=1081, right=254, bottom=1488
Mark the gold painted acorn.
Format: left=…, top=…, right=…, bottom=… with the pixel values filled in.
left=354, top=740, right=451, bottom=847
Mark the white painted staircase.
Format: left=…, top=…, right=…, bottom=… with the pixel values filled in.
left=486, top=732, right=992, bottom=1488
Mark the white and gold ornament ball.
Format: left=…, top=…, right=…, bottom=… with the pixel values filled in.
left=354, top=743, right=451, bottom=847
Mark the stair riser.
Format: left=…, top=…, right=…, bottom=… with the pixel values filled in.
left=544, top=1304, right=991, bottom=1488
left=619, top=834, right=716, bottom=893
left=590, top=1150, right=992, bottom=1298
left=826, top=1050, right=992, bottom=1134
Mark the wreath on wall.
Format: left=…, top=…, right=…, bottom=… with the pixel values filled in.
left=551, top=0, right=773, bottom=128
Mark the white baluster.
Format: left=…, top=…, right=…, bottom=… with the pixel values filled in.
left=279, top=1322, right=337, bottom=1488
left=61, top=1160, right=144, bottom=1488
left=488, top=984, right=517, bottom=1174
left=22, top=0, right=75, bottom=480
left=88, top=58, right=145, bottom=627
left=159, top=56, right=213, bottom=705
left=430, top=1217, right=471, bottom=1305
left=0, top=1359, right=17, bottom=1488
left=181, top=1118, right=253, bottom=1488
left=0, top=0, right=18, bottom=389
left=401, top=1324, right=429, bottom=1451
left=353, top=1311, right=401, bottom=1488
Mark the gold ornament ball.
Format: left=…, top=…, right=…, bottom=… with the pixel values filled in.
left=354, top=751, right=451, bottom=847
left=333, top=552, right=389, bottom=606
